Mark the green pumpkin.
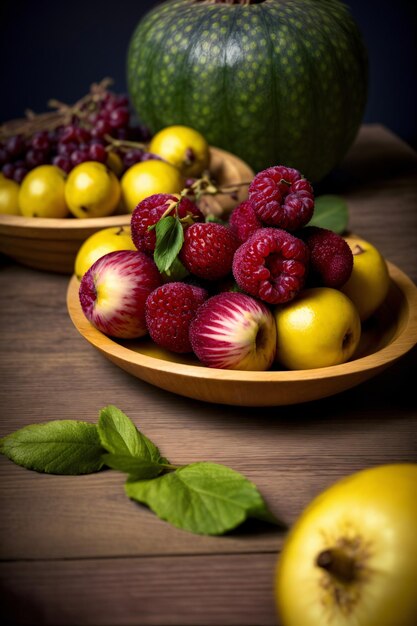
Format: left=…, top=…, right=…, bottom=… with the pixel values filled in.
left=127, top=0, right=368, bottom=182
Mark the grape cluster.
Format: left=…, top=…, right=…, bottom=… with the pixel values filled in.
left=0, top=86, right=154, bottom=185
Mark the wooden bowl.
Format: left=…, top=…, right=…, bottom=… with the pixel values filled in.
left=66, top=262, right=417, bottom=407
left=0, top=147, right=254, bottom=274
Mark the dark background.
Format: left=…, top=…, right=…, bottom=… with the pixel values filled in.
left=1, top=0, right=416, bottom=148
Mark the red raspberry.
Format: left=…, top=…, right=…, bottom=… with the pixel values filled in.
left=299, top=226, right=353, bottom=288
left=131, top=193, right=203, bottom=254
left=179, top=222, right=240, bottom=280
left=232, top=228, right=309, bottom=304
left=249, top=165, right=314, bottom=231
left=229, top=200, right=262, bottom=243
left=145, top=282, right=207, bottom=353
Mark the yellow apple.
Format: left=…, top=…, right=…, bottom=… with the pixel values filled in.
left=275, top=463, right=417, bottom=626
left=341, top=236, right=390, bottom=321
left=274, top=288, right=361, bottom=370
left=120, top=160, right=184, bottom=213
left=65, top=161, right=121, bottom=219
left=74, top=226, right=136, bottom=280
left=148, top=125, right=210, bottom=178
left=19, top=165, right=69, bottom=218
left=0, top=174, right=20, bottom=215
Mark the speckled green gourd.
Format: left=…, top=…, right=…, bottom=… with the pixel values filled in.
left=127, top=0, right=368, bottom=182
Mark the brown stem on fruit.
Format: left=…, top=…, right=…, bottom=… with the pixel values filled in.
left=316, top=548, right=356, bottom=584
left=342, top=331, right=352, bottom=350
left=185, top=176, right=251, bottom=202
left=185, top=147, right=196, bottom=165
left=155, top=199, right=181, bottom=223
left=352, top=244, right=365, bottom=256
left=0, top=77, right=114, bottom=141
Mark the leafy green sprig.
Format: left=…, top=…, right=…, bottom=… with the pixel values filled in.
left=0, top=406, right=278, bottom=536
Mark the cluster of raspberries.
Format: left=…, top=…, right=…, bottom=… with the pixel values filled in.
left=130, top=165, right=353, bottom=354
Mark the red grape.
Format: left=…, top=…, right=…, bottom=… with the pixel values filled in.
left=88, top=143, right=107, bottom=162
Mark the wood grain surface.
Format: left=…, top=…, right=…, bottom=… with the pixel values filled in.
left=1, top=125, right=417, bottom=626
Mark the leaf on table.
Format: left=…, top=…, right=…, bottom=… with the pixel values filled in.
left=0, top=421, right=104, bottom=474
left=125, top=462, right=278, bottom=535
left=308, top=194, right=349, bottom=234
left=153, top=216, right=184, bottom=274
left=98, top=405, right=163, bottom=462
left=102, top=453, right=164, bottom=479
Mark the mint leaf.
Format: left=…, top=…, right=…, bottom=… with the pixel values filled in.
left=162, top=256, right=189, bottom=281
left=153, top=216, right=184, bottom=273
left=125, top=462, right=277, bottom=535
left=308, top=194, right=349, bottom=234
left=0, top=421, right=104, bottom=474
left=102, top=453, right=164, bottom=479
left=98, top=405, right=163, bottom=463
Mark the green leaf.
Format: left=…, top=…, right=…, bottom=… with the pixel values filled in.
left=125, top=462, right=277, bottom=535
left=102, top=453, right=164, bottom=479
left=153, top=216, right=184, bottom=273
left=308, top=194, right=349, bottom=234
left=162, top=256, right=189, bottom=281
left=0, top=421, right=104, bottom=475
left=98, top=405, right=163, bottom=463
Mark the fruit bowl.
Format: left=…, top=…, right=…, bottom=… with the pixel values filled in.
left=0, top=147, right=254, bottom=274
left=66, top=261, right=417, bottom=407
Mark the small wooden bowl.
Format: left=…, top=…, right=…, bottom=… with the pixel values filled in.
left=66, top=262, right=417, bottom=407
left=0, top=147, right=254, bottom=274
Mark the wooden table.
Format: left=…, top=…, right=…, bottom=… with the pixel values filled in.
left=1, top=125, right=416, bottom=626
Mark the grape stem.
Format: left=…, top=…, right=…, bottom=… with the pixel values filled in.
left=0, top=77, right=114, bottom=141
left=104, top=135, right=147, bottom=152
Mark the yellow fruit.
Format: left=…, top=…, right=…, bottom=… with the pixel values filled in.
left=19, top=165, right=69, bottom=218
left=341, top=236, right=390, bottom=321
left=65, top=161, right=121, bottom=219
left=274, top=287, right=361, bottom=370
left=275, top=463, right=417, bottom=626
left=74, top=225, right=137, bottom=280
left=149, top=125, right=210, bottom=177
left=0, top=174, right=20, bottom=215
left=120, top=159, right=184, bottom=213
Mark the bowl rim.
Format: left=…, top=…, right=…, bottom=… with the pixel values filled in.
left=66, top=261, right=417, bottom=384
left=0, top=212, right=132, bottom=231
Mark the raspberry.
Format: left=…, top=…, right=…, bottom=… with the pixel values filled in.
left=232, top=228, right=309, bottom=304
left=249, top=165, right=314, bottom=231
left=145, top=282, right=207, bottom=353
left=179, top=222, right=240, bottom=280
left=229, top=199, right=262, bottom=243
left=299, top=226, right=353, bottom=288
left=131, top=193, right=203, bottom=254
